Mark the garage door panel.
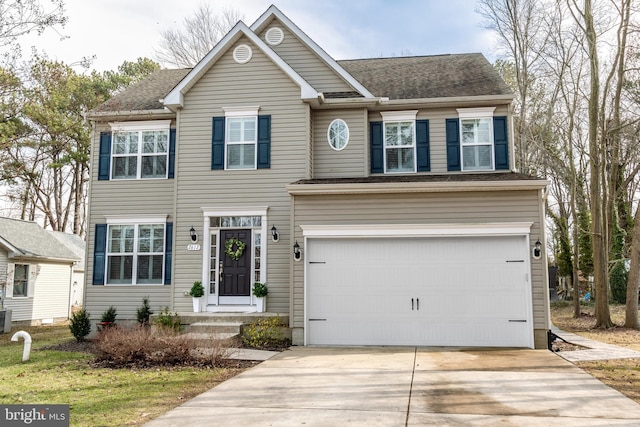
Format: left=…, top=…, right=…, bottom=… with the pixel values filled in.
left=307, top=236, right=532, bottom=347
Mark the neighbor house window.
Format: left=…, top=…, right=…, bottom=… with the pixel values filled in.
left=458, top=108, right=495, bottom=171
left=106, top=223, right=165, bottom=285
left=12, top=264, right=28, bottom=297
left=381, top=111, right=418, bottom=173
left=110, top=121, right=170, bottom=179
left=226, top=116, right=257, bottom=169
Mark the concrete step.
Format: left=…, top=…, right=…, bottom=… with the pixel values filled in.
left=182, top=332, right=240, bottom=348
left=188, top=322, right=243, bottom=334
left=175, top=312, right=289, bottom=326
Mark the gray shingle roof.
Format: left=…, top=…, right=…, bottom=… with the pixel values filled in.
left=91, top=54, right=510, bottom=113
left=49, top=231, right=86, bottom=270
left=337, top=54, right=513, bottom=99
left=291, top=172, right=543, bottom=186
left=92, top=69, right=191, bottom=113
left=0, top=217, right=80, bottom=262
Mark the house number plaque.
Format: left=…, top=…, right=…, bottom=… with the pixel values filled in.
left=187, top=244, right=201, bottom=251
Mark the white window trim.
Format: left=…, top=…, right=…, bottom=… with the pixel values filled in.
left=105, top=220, right=167, bottom=286
left=327, top=119, right=349, bottom=151
left=300, top=222, right=534, bottom=238
left=223, top=113, right=258, bottom=171
left=109, top=120, right=171, bottom=180
left=382, top=110, right=418, bottom=174
left=10, top=263, right=30, bottom=298
left=457, top=107, right=496, bottom=171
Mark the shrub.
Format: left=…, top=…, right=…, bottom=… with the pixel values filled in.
left=252, top=282, right=268, bottom=297
left=93, top=326, right=198, bottom=367
left=100, top=306, right=117, bottom=323
left=189, top=281, right=204, bottom=298
left=136, top=297, right=154, bottom=326
left=610, top=261, right=628, bottom=304
left=155, top=306, right=183, bottom=332
left=242, top=316, right=289, bottom=350
left=69, top=308, right=92, bottom=342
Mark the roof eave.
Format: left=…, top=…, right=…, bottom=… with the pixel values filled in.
left=87, top=108, right=176, bottom=121
left=378, top=94, right=515, bottom=109
left=287, top=179, right=549, bottom=195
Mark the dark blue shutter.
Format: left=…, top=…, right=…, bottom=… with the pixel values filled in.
left=416, top=120, right=430, bottom=172
left=257, top=115, right=271, bottom=169
left=168, top=128, right=176, bottom=178
left=92, top=224, right=107, bottom=285
left=98, top=132, right=111, bottom=180
left=370, top=121, right=383, bottom=174
left=164, top=222, right=173, bottom=285
left=446, top=119, right=461, bottom=171
left=493, top=116, right=509, bottom=170
left=211, top=117, right=225, bottom=170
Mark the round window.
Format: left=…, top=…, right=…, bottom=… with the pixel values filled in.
left=327, top=119, right=349, bottom=151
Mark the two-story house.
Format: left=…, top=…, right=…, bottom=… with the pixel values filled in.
left=86, top=5, right=549, bottom=348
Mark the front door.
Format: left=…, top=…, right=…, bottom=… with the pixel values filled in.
left=218, top=229, right=252, bottom=304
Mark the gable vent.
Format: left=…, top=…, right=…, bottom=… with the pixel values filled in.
left=265, top=27, right=284, bottom=46
left=233, top=44, right=253, bottom=64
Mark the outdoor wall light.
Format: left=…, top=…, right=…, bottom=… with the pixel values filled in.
left=533, top=239, right=542, bottom=260
left=189, top=226, right=198, bottom=243
left=293, top=241, right=302, bottom=261
left=271, top=225, right=279, bottom=242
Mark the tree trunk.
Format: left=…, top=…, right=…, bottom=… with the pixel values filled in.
left=624, top=205, right=640, bottom=329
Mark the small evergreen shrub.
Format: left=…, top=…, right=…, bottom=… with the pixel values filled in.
left=69, top=308, right=92, bottom=342
left=242, top=316, right=289, bottom=350
left=252, top=282, right=268, bottom=297
left=610, top=261, right=628, bottom=304
left=155, top=306, right=183, bottom=332
left=136, top=297, right=154, bottom=326
left=100, top=306, right=117, bottom=323
left=189, top=281, right=204, bottom=298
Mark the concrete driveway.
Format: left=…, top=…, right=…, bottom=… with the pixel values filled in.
left=144, top=347, right=640, bottom=426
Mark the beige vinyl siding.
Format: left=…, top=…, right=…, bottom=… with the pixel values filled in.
left=85, top=121, right=177, bottom=321
left=173, top=37, right=310, bottom=313
left=5, top=262, right=72, bottom=323
left=312, top=109, right=367, bottom=178
left=291, top=189, right=547, bottom=346
left=258, top=20, right=354, bottom=93
left=370, top=105, right=512, bottom=174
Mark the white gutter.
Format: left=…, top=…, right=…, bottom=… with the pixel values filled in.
left=87, top=108, right=175, bottom=120
left=287, top=179, right=550, bottom=195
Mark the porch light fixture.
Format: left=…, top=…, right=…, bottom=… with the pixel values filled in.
left=293, top=241, right=302, bottom=261
left=189, top=226, right=198, bottom=243
left=271, top=225, right=279, bottom=242
left=533, top=239, right=542, bottom=260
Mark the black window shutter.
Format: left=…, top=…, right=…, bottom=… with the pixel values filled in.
left=211, top=117, right=225, bottom=170
left=98, top=132, right=111, bottom=180
left=92, top=224, right=107, bottom=285
left=445, top=119, right=461, bottom=171
left=164, top=222, right=173, bottom=285
left=416, top=120, right=430, bottom=172
left=168, top=128, right=176, bottom=178
left=257, top=115, right=271, bottom=169
left=493, top=116, right=509, bottom=170
left=370, top=121, right=383, bottom=174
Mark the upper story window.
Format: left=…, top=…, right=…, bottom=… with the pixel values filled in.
left=459, top=108, right=495, bottom=171
left=211, top=106, right=271, bottom=171
left=106, top=221, right=166, bottom=285
left=327, top=119, right=349, bottom=151
left=382, top=111, right=418, bottom=173
left=109, top=121, right=171, bottom=180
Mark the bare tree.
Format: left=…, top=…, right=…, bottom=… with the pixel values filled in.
left=0, top=0, right=66, bottom=48
left=155, top=4, right=242, bottom=68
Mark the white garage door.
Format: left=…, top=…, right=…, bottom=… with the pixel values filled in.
left=306, top=236, right=532, bottom=347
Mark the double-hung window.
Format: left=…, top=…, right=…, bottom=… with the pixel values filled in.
left=12, top=264, right=29, bottom=297
left=106, top=222, right=165, bottom=285
left=381, top=111, right=418, bottom=173
left=110, top=121, right=170, bottom=179
left=226, top=116, right=257, bottom=169
left=458, top=108, right=495, bottom=171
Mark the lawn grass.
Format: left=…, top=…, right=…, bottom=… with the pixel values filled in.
left=0, top=325, right=248, bottom=426
left=551, top=302, right=640, bottom=405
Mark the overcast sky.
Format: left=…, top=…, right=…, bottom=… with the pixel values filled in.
left=18, top=0, right=498, bottom=72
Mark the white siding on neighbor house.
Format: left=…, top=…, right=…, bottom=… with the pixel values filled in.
left=4, top=262, right=72, bottom=323
left=258, top=19, right=355, bottom=94
left=291, top=189, right=548, bottom=348
left=312, top=109, right=368, bottom=178
left=173, top=37, right=310, bottom=313
left=369, top=105, right=511, bottom=174
left=85, top=121, right=177, bottom=321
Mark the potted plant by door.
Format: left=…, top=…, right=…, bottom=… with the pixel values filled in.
left=252, top=282, right=268, bottom=312
left=189, top=281, right=205, bottom=313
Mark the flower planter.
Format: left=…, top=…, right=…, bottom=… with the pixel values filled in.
left=256, top=296, right=266, bottom=313
left=192, top=297, right=203, bottom=313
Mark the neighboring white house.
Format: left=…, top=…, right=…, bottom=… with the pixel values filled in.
left=0, top=217, right=81, bottom=325
left=49, top=231, right=86, bottom=310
